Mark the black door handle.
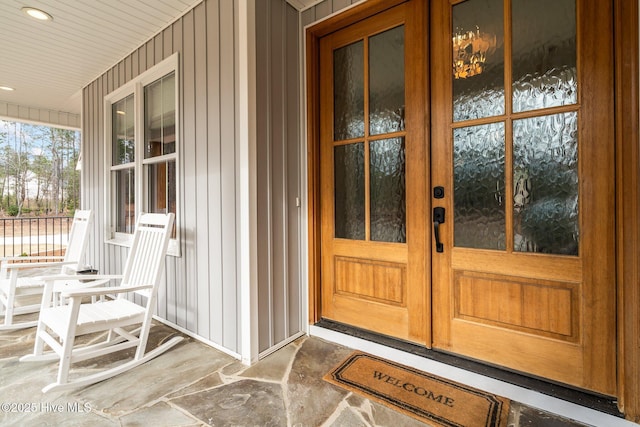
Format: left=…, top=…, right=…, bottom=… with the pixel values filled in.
left=433, top=207, right=445, bottom=253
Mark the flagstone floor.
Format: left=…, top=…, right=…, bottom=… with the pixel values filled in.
left=0, top=317, right=606, bottom=427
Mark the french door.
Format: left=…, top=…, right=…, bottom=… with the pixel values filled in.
left=319, top=0, right=429, bottom=343
left=316, top=0, right=616, bottom=395
left=430, top=0, right=615, bottom=395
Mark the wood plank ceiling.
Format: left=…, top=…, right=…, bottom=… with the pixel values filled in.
left=0, top=0, right=317, bottom=117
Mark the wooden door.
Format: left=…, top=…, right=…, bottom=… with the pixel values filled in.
left=431, top=0, right=616, bottom=395
left=319, top=1, right=429, bottom=344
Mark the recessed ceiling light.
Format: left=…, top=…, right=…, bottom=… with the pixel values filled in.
left=21, top=7, right=53, bottom=21
left=0, top=86, right=15, bottom=91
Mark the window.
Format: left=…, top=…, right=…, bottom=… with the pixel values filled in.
left=105, top=54, right=179, bottom=255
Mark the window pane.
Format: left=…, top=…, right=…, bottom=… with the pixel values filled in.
left=369, top=25, right=405, bottom=136
left=512, top=0, right=576, bottom=113
left=147, top=160, right=177, bottom=238
left=370, top=138, right=405, bottom=243
left=334, top=41, right=364, bottom=141
left=334, top=143, right=365, bottom=240
left=513, top=113, right=578, bottom=255
left=454, top=122, right=505, bottom=250
left=453, top=0, right=504, bottom=122
left=112, top=94, right=135, bottom=165
left=114, top=169, right=135, bottom=234
left=145, top=72, right=176, bottom=158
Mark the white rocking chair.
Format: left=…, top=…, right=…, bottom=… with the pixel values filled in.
left=20, top=212, right=183, bottom=393
left=0, top=210, right=93, bottom=330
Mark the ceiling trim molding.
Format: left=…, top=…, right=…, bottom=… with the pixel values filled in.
left=0, top=101, right=80, bottom=130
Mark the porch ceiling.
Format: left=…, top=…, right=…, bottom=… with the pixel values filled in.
left=0, top=0, right=208, bottom=117
left=0, top=0, right=318, bottom=120
left=0, top=0, right=315, bottom=121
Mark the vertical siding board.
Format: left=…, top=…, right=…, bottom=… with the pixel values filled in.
left=301, top=8, right=316, bottom=28
left=138, top=44, right=147, bottom=74
left=132, top=49, right=140, bottom=79
left=155, top=33, right=164, bottom=63
left=180, top=9, right=196, bottom=330
left=333, top=0, right=352, bottom=12
left=256, top=0, right=272, bottom=352
left=124, top=55, right=132, bottom=83
left=286, top=3, right=302, bottom=336
left=193, top=2, right=209, bottom=335
left=220, top=0, right=238, bottom=351
left=270, top=0, right=287, bottom=346
left=164, top=26, right=174, bottom=59
left=314, top=0, right=333, bottom=20
left=146, top=40, right=155, bottom=71
left=206, top=0, right=224, bottom=344
left=91, top=79, right=100, bottom=269
left=91, top=79, right=99, bottom=270
left=99, top=74, right=108, bottom=274
left=118, top=62, right=125, bottom=87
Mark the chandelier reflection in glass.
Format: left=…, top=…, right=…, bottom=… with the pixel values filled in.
left=453, top=26, right=497, bottom=79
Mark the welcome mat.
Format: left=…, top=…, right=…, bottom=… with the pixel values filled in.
left=324, top=352, right=510, bottom=427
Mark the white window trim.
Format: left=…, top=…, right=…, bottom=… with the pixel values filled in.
left=104, top=53, right=180, bottom=256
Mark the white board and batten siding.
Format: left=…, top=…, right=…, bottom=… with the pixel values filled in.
left=82, top=0, right=304, bottom=359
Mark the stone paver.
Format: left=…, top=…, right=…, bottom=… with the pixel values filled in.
left=0, top=316, right=596, bottom=426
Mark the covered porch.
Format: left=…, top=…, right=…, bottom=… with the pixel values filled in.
left=1, top=0, right=640, bottom=425
left=0, top=317, right=627, bottom=426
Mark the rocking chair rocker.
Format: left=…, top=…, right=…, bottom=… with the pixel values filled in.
left=20, top=212, right=183, bottom=393
left=0, top=210, right=93, bottom=330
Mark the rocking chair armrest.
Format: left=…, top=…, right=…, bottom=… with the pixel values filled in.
left=37, top=274, right=123, bottom=282
left=61, top=284, right=153, bottom=298
left=3, top=260, right=77, bottom=270
left=1, top=255, right=65, bottom=263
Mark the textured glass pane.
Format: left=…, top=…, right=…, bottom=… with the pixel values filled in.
left=334, top=41, right=364, bottom=140
left=513, top=113, right=578, bottom=255
left=512, top=0, right=576, bottom=113
left=453, top=0, right=504, bottom=122
left=335, top=143, right=365, bottom=239
left=112, top=94, right=135, bottom=165
left=145, top=72, right=176, bottom=158
left=454, top=123, right=505, bottom=250
left=147, top=160, right=177, bottom=238
left=370, top=138, right=406, bottom=243
left=369, top=26, right=405, bottom=136
left=114, top=169, right=135, bottom=234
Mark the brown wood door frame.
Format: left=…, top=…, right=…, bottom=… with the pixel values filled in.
left=615, top=0, right=640, bottom=421
left=306, top=0, right=640, bottom=420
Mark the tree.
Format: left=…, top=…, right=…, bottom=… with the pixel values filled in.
left=0, top=120, right=80, bottom=216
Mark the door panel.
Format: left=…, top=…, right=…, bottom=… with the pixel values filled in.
left=431, top=0, right=615, bottom=394
left=320, top=1, right=429, bottom=344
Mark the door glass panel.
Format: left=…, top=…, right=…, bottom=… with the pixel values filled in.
left=454, top=122, right=505, bottom=250
left=513, top=113, right=578, bottom=255
left=335, top=143, right=365, bottom=239
left=512, top=0, right=576, bottom=113
left=369, top=26, right=405, bottom=136
left=334, top=41, right=364, bottom=140
left=370, top=138, right=406, bottom=242
left=453, top=0, right=504, bottom=122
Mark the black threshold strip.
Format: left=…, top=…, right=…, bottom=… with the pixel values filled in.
left=315, top=319, right=622, bottom=418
